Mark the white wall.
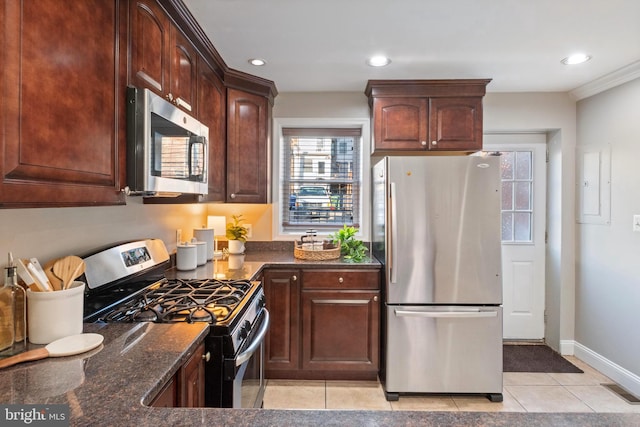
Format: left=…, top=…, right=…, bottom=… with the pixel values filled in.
left=483, top=92, right=577, bottom=352
left=0, top=197, right=206, bottom=265
left=574, top=78, right=640, bottom=392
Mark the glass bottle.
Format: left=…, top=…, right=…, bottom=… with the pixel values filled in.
left=10, top=266, right=27, bottom=348
left=0, top=266, right=15, bottom=353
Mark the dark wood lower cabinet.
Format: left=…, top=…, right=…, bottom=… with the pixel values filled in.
left=264, top=269, right=300, bottom=374
left=264, top=268, right=380, bottom=380
left=150, top=376, right=177, bottom=407
left=301, top=290, right=379, bottom=377
left=151, top=343, right=205, bottom=407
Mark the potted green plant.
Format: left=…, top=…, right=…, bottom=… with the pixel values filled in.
left=226, top=214, right=248, bottom=254
left=329, top=225, right=369, bottom=263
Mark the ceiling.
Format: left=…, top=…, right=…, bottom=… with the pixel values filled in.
left=183, top=0, right=640, bottom=94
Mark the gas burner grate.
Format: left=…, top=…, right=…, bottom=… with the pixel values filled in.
left=101, top=278, right=254, bottom=324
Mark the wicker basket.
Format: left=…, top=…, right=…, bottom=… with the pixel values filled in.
left=293, top=241, right=341, bottom=261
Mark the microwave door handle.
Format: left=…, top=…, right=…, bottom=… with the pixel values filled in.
left=235, top=309, right=270, bottom=367
left=189, top=136, right=206, bottom=180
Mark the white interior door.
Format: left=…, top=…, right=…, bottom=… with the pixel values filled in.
left=485, top=134, right=546, bottom=340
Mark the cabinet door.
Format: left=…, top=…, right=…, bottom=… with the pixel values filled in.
left=179, top=343, right=205, bottom=407
left=129, top=0, right=170, bottom=94
left=264, top=269, right=300, bottom=374
left=428, top=97, right=483, bottom=151
left=169, top=26, right=197, bottom=113
left=226, top=88, right=269, bottom=203
left=301, top=290, right=380, bottom=374
left=372, top=97, right=428, bottom=151
left=1, top=0, right=126, bottom=208
left=197, top=58, right=226, bottom=202
left=151, top=376, right=177, bottom=407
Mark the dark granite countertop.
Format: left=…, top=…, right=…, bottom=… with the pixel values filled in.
left=1, top=326, right=638, bottom=427
left=2, top=251, right=639, bottom=426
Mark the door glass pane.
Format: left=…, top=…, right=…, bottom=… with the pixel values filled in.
left=500, top=152, right=514, bottom=179
left=514, top=212, right=532, bottom=241
left=502, top=212, right=513, bottom=241
left=499, top=150, right=534, bottom=243
left=515, top=151, right=532, bottom=179
left=514, top=181, right=531, bottom=210
left=502, top=181, right=513, bottom=210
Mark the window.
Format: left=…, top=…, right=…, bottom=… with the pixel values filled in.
left=500, top=150, right=533, bottom=242
left=280, top=127, right=361, bottom=232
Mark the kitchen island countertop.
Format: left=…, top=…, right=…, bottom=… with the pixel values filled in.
left=1, top=321, right=637, bottom=427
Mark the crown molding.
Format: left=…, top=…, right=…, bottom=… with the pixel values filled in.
left=570, top=60, right=640, bottom=100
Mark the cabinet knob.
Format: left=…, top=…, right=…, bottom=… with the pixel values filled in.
left=338, top=277, right=344, bottom=284
left=291, top=275, right=297, bottom=282
left=166, top=93, right=174, bottom=102
left=230, top=193, right=236, bottom=199
left=421, top=141, right=427, bottom=146
left=374, top=296, right=378, bottom=302
left=202, top=351, right=211, bottom=362
left=431, top=141, right=438, bottom=146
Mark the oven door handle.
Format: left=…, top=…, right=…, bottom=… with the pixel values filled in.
left=235, top=309, right=270, bottom=367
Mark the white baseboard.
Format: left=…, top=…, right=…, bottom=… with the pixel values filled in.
left=565, top=340, right=640, bottom=398
left=559, top=340, right=575, bottom=355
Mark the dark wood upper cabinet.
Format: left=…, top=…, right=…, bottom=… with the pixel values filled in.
left=197, top=57, right=226, bottom=202
left=129, top=0, right=169, bottom=94
left=168, top=26, right=197, bottom=113
left=129, top=0, right=196, bottom=113
left=226, top=88, right=270, bottom=203
left=366, top=79, right=490, bottom=154
left=0, top=0, right=127, bottom=208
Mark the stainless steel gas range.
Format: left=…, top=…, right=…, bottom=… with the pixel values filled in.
left=81, top=239, right=269, bottom=408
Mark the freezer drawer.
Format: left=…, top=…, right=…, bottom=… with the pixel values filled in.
left=384, top=305, right=502, bottom=398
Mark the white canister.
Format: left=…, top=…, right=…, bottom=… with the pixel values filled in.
left=176, top=244, right=197, bottom=271
left=194, top=241, right=207, bottom=266
left=193, top=228, right=214, bottom=260
left=27, top=281, right=85, bottom=344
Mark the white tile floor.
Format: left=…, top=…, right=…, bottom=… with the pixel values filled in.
left=263, top=356, right=640, bottom=413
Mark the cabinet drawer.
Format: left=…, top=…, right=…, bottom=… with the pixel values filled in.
left=302, top=270, right=379, bottom=290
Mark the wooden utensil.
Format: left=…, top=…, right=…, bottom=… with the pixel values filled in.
left=0, top=333, right=103, bottom=369
left=43, top=259, right=63, bottom=291
left=52, top=256, right=85, bottom=290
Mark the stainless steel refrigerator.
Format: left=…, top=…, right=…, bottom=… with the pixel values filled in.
left=372, top=155, right=503, bottom=402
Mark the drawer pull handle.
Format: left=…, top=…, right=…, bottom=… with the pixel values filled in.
left=291, top=275, right=297, bottom=281
left=338, top=277, right=344, bottom=283
left=202, top=351, right=211, bottom=362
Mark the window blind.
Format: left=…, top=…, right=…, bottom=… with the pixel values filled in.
left=281, top=127, right=361, bottom=232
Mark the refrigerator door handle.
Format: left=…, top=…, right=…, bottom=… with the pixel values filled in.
left=390, top=181, right=398, bottom=284
left=394, top=309, right=498, bottom=318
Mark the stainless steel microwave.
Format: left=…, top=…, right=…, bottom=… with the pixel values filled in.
left=126, top=86, right=209, bottom=196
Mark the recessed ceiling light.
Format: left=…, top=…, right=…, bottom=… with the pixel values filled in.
left=366, top=56, right=391, bottom=67
left=561, top=53, right=591, bottom=65
left=249, top=58, right=266, bottom=66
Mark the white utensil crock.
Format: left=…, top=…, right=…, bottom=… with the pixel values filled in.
left=27, top=281, right=84, bottom=344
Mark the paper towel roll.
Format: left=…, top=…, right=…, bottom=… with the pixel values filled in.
left=193, top=228, right=214, bottom=260
left=176, top=244, right=197, bottom=271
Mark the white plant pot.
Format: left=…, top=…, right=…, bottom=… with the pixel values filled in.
left=228, top=239, right=245, bottom=254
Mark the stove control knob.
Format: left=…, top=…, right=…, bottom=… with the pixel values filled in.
left=239, top=320, right=251, bottom=339
left=258, top=295, right=266, bottom=308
